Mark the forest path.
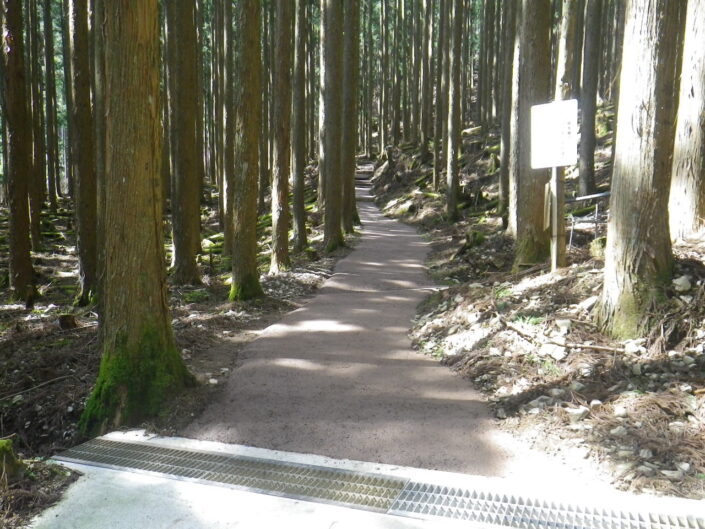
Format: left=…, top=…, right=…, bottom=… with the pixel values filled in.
left=182, top=164, right=592, bottom=479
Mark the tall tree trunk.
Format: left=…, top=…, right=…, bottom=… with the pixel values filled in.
left=669, top=0, right=705, bottom=240
left=69, top=0, right=98, bottom=305
left=578, top=0, right=601, bottom=196
left=79, top=0, right=192, bottom=435
left=221, top=0, right=235, bottom=257
left=320, top=0, right=344, bottom=252
left=270, top=0, right=293, bottom=273
left=432, top=0, right=447, bottom=189
left=166, top=0, right=202, bottom=284
left=341, top=0, right=360, bottom=234
left=554, top=0, right=577, bottom=99
left=43, top=0, right=58, bottom=211
left=230, top=0, right=263, bottom=301
left=27, top=0, right=44, bottom=251
left=292, top=0, right=308, bottom=252
left=597, top=0, right=686, bottom=339
left=258, top=5, right=270, bottom=214
left=379, top=0, right=388, bottom=153
left=498, top=0, right=517, bottom=229
left=445, top=0, right=462, bottom=222
left=512, top=0, right=551, bottom=270
left=2, top=0, right=35, bottom=306
left=419, top=0, right=432, bottom=154
left=507, top=0, right=523, bottom=237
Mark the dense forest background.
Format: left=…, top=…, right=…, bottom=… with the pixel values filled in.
left=1, top=0, right=705, bottom=519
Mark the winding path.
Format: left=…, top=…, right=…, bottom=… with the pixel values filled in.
left=183, top=165, right=585, bottom=479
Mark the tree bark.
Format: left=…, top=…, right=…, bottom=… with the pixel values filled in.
left=554, top=0, right=577, bottom=100
left=419, top=0, right=432, bottom=153
left=499, top=0, right=517, bottom=229
left=166, top=0, right=202, bottom=284
left=292, top=0, right=308, bottom=252
left=80, top=0, right=192, bottom=435
left=512, top=0, right=551, bottom=270
left=230, top=0, right=263, bottom=301
left=43, top=0, right=59, bottom=211
left=432, top=0, right=447, bottom=190
left=578, top=0, right=601, bottom=196
left=69, top=0, right=98, bottom=305
left=270, top=0, right=293, bottom=273
left=2, top=0, right=35, bottom=306
left=320, top=0, right=344, bottom=252
left=341, top=0, right=360, bottom=233
left=669, top=0, right=705, bottom=240
left=445, top=0, right=462, bottom=222
left=597, top=0, right=686, bottom=339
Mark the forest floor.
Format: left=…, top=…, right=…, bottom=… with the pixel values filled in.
left=0, top=170, right=356, bottom=527
left=370, top=125, right=705, bottom=499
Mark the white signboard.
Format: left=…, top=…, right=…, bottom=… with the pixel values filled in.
left=530, top=99, right=578, bottom=169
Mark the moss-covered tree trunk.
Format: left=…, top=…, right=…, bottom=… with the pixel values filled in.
left=80, top=0, right=192, bottom=436
left=669, top=0, right=705, bottom=240
left=230, top=0, right=264, bottom=301
left=341, top=0, right=359, bottom=234
left=596, top=0, right=686, bottom=339
left=2, top=0, right=35, bottom=307
left=512, top=0, right=551, bottom=271
left=166, top=0, right=202, bottom=284
left=69, top=0, right=98, bottom=305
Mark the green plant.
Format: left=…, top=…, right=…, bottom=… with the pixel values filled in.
left=183, top=289, right=210, bottom=303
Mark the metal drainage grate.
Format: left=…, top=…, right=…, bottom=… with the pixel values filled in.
left=57, top=439, right=406, bottom=512
left=389, top=482, right=703, bottom=529
left=57, top=439, right=704, bottom=529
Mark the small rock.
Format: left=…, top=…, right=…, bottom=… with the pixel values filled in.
left=672, top=275, right=692, bottom=293
left=67, top=405, right=74, bottom=413
left=548, top=388, right=566, bottom=398
left=636, top=465, right=653, bottom=474
left=624, top=340, right=646, bottom=355
left=682, top=355, right=695, bottom=366
left=569, top=381, right=586, bottom=392
left=528, top=395, right=554, bottom=409
left=617, top=450, right=633, bottom=458
left=589, top=399, right=602, bottom=408
left=220, top=368, right=230, bottom=374
left=467, top=283, right=483, bottom=289
left=453, top=294, right=463, bottom=304
left=631, top=364, right=642, bottom=376
left=660, top=469, right=684, bottom=480
left=668, top=421, right=686, bottom=433
left=555, top=319, right=572, bottom=335
left=58, top=314, right=78, bottom=330
left=565, top=406, right=590, bottom=423
left=610, top=426, right=628, bottom=437
left=577, top=296, right=598, bottom=312
left=676, top=462, right=691, bottom=472
left=208, top=378, right=218, bottom=385
left=496, top=408, right=507, bottom=420
left=539, top=343, right=567, bottom=361
left=639, top=448, right=653, bottom=459
left=613, top=405, right=628, bottom=418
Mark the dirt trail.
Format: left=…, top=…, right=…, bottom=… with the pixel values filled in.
left=183, top=165, right=610, bottom=483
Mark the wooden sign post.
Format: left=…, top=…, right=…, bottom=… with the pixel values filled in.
left=530, top=99, right=578, bottom=272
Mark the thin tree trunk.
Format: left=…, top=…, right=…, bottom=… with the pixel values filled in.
left=292, top=0, right=308, bottom=252
left=258, top=4, right=270, bottom=215
left=578, top=0, right=601, bottom=196
left=554, top=0, right=577, bottom=100
left=69, top=0, right=98, bottom=305
left=341, top=0, right=360, bottom=233
left=432, top=0, right=447, bottom=189
left=43, top=0, right=58, bottom=211
left=445, top=0, right=462, bottom=221
left=321, top=0, right=344, bottom=252
left=166, top=0, right=202, bottom=284
left=499, top=0, right=517, bottom=229
left=270, top=0, right=293, bottom=273
left=2, top=0, right=35, bottom=306
left=27, top=0, right=44, bottom=251
left=230, top=0, right=264, bottom=301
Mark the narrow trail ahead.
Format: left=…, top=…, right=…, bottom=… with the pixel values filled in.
left=183, top=164, right=592, bottom=480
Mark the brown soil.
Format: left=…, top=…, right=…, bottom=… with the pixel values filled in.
left=371, top=125, right=705, bottom=499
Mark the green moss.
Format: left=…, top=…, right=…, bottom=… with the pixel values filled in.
left=229, top=273, right=263, bottom=301
left=79, top=321, right=194, bottom=436
left=0, top=439, right=24, bottom=481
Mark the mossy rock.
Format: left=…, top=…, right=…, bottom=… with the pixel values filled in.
left=590, top=236, right=607, bottom=259
left=465, top=230, right=486, bottom=248
left=0, top=439, right=24, bottom=482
